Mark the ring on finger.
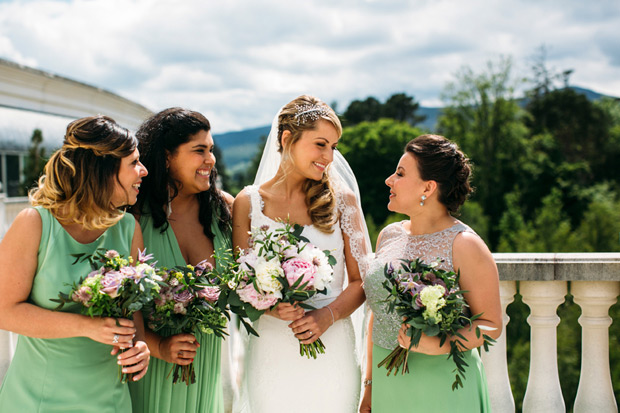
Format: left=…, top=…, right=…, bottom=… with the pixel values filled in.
left=112, top=334, right=119, bottom=344
left=178, top=351, right=183, bottom=358
left=308, top=331, right=313, bottom=337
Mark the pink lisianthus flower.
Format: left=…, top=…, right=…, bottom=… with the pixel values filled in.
left=282, top=258, right=316, bottom=289
left=100, top=271, right=125, bottom=298
left=237, top=283, right=278, bottom=310
left=197, top=286, right=220, bottom=303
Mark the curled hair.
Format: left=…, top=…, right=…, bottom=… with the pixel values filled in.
left=277, top=95, right=341, bottom=233
left=29, top=115, right=137, bottom=230
left=405, top=134, right=473, bottom=212
left=131, top=107, right=231, bottom=238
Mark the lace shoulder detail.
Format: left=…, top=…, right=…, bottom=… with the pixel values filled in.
left=244, top=185, right=264, bottom=223
left=376, top=221, right=475, bottom=271
left=335, top=188, right=373, bottom=279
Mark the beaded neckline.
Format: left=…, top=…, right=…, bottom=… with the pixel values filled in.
left=397, top=220, right=463, bottom=238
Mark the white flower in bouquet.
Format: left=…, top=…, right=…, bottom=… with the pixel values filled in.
left=254, top=256, right=284, bottom=297
left=420, top=284, right=447, bottom=322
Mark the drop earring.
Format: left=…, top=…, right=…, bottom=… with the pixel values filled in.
left=420, top=195, right=427, bottom=206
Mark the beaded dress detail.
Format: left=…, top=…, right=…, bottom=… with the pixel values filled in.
left=364, top=220, right=474, bottom=349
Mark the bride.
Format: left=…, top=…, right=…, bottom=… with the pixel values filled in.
left=232, top=95, right=371, bottom=413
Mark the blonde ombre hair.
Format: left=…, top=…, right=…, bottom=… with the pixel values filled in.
left=29, top=115, right=138, bottom=230
left=277, top=95, right=342, bottom=233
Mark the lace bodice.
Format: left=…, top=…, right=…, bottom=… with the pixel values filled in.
left=363, top=220, right=474, bottom=349
left=245, top=185, right=346, bottom=308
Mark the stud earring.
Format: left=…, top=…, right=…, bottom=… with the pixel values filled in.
left=420, top=195, right=427, bottom=206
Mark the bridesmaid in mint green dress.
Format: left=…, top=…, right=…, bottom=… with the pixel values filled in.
left=361, top=135, right=502, bottom=412
left=0, top=115, right=150, bottom=412
left=128, top=108, right=233, bottom=413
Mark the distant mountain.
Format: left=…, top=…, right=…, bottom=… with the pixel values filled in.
left=213, top=86, right=614, bottom=174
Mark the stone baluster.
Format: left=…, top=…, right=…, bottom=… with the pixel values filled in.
left=520, top=281, right=567, bottom=412
left=572, top=281, right=620, bottom=412
left=481, top=280, right=517, bottom=412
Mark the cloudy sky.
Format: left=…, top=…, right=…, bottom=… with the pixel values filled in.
left=1, top=0, right=619, bottom=132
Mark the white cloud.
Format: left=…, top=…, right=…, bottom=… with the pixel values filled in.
left=1, top=0, right=619, bottom=131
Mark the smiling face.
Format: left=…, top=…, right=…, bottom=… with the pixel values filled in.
left=385, top=152, right=428, bottom=215
left=112, top=148, right=148, bottom=207
left=286, top=119, right=340, bottom=181
left=167, top=129, right=216, bottom=196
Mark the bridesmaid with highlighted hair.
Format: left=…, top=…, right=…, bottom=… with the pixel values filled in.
left=0, top=115, right=150, bottom=412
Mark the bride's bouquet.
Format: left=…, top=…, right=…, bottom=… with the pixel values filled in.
left=222, top=223, right=335, bottom=359
left=51, top=248, right=161, bottom=383
left=378, top=258, right=495, bottom=390
left=145, top=260, right=229, bottom=385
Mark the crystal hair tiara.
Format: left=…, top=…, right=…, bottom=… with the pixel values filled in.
left=293, top=104, right=331, bottom=126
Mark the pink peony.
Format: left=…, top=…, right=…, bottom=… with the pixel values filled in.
left=237, top=283, right=278, bottom=310
left=282, top=258, right=316, bottom=289
left=197, top=286, right=220, bottom=303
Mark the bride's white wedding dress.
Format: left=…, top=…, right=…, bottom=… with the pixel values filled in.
left=233, top=185, right=361, bottom=413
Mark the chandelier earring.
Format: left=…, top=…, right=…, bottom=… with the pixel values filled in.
left=420, top=195, right=427, bottom=206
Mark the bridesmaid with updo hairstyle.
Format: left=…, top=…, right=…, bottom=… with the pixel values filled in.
left=0, top=115, right=150, bottom=412
left=361, top=134, right=502, bottom=412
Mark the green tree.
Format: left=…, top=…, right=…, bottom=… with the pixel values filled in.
left=383, top=93, right=426, bottom=126
left=20, top=128, right=47, bottom=195
left=342, top=97, right=382, bottom=126
left=338, top=119, right=422, bottom=226
left=438, top=57, right=530, bottom=248
left=342, top=93, right=425, bottom=127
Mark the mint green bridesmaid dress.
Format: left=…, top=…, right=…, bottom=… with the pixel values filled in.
left=0, top=207, right=136, bottom=412
left=364, top=221, right=491, bottom=413
left=128, top=212, right=231, bottom=413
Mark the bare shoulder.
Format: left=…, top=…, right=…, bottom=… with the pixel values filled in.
left=452, top=230, right=497, bottom=276
left=11, top=208, right=42, bottom=232
left=233, top=187, right=251, bottom=210
left=453, top=231, right=492, bottom=259
left=0, top=208, right=42, bottom=251
left=220, top=190, right=235, bottom=209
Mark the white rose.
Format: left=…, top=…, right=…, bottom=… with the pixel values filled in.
left=420, top=285, right=446, bottom=322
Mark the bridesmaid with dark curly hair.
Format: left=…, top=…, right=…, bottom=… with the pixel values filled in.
left=128, top=107, right=233, bottom=413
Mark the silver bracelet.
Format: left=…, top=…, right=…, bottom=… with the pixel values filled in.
left=326, top=305, right=335, bottom=325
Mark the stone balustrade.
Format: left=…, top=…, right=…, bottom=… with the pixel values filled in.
left=483, top=253, right=620, bottom=412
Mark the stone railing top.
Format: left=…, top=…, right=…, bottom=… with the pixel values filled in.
left=492, top=252, right=620, bottom=281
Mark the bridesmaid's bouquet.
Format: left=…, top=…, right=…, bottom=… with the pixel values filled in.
left=221, top=223, right=336, bottom=358
left=145, top=260, right=229, bottom=385
left=51, top=248, right=161, bottom=383
left=378, top=258, right=495, bottom=390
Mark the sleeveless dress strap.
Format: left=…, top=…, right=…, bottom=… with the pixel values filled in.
left=245, top=185, right=263, bottom=224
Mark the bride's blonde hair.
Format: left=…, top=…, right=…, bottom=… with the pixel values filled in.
left=276, top=95, right=342, bottom=233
